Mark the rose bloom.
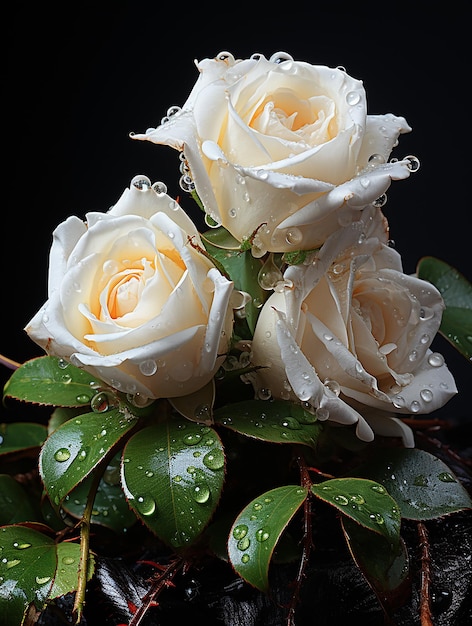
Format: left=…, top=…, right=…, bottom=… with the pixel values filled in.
left=132, top=51, right=414, bottom=254
left=250, top=206, right=457, bottom=446
left=25, top=176, right=235, bottom=402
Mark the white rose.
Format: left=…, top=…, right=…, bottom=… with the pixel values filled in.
left=250, top=206, right=457, bottom=446
left=132, top=51, right=415, bottom=254
left=25, top=176, right=235, bottom=402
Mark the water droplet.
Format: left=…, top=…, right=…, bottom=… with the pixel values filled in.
left=193, top=483, right=210, bottom=504
left=414, top=474, right=428, bottom=486
left=420, top=389, right=434, bottom=403
left=346, top=91, right=361, bottom=105
left=437, top=472, right=456, bottom=483
left=316, top=407, right=329, bottom=421
left=139, top=359, right=158, bottom=376
left=258, top=253, right=283, bottom=290
left=237, top=536, right=251, bottom=551
left=6, top=559, right=20, bottom=568
left=428, top=352, right=444, bottom=368
left=62, top=556, right=75, bottom=565
left=324, top=379, right=341, bottom=396
left=279, top=416, right=301, bottom=430
left=194, top=404, right=212, bottom=423
left=350, top=494, right=365, bottom=505
left=91, top=393, right=110, bottom=415
left=35, top=575, right=51, bottom=585
left=369, top=512, right=385, bottom=525
left=241, top=553, right=250, bottom=563
left=54, top=448, right=71, bottom=462
left=14, top=543, right=31, bottom=550
left=76, top=394, right=91, bottom=405
left=136, top=495, right=156, bottom=516
left=183, top=433, right=202, bottom=446
left=255, top=528, right=270, bottom=542
left=405, top=155, right=420, bottom=172
left=203, top=449, right=225, bottom=470
left=232, top=524, right=248, bottom=540
left=285, top=227, right=303, bottom=246
left=371, top=484, right=386, bottom=494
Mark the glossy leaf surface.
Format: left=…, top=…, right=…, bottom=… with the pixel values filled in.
left=39, top=408, right=138, bottom=507
left=0, top=475, right=40, bottom=525
left=0, top=525, right=94, bottom=625
left=342, top=515, right=409, bottom=594
left=311, top=478, right=401, bottom=546
left=417, top=256, right=472, bottom=360
left=352, top=447, right=472, bottom=519
left=0, top=422, right=47, bottom=455
left=214, top=399, right=322, bottom=448
left=3, top=356, right=103, bottom=407
left=121, top=417, right=225, bottom=548
left=62, top=458, right=137, bottom=531
left=227, top=485, right=308, bottom=592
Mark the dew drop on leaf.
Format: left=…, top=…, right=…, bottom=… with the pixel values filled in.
left=232, top=524, right=248, bottom=540
left=136, top=495, right=156, bottom=516
left=255, top=528, right=270, bottom=542
left=54, top=448, right=71, bottom=462
left=203, top=449, right=224, bottom=470
left=437, top=472, right=456, bottom=483
left=193, top=483, right=210, bottom=504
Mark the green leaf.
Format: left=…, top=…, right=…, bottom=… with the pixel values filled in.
left=311, top=478, right=401, bottom=547
left=342, top=516, right=409, bottom=597
left=3, top=356, right=105, bottom=407
left=417, top=256, right=472, bottom=360
left=352, top=447, right=472, bottom=519
left=121, top=417, right=225, bottom=548
left=214, top=399, right=322, bottom=448
left=0, top=422, right=47, bottom=455
left=0, top=475, right=41, bottom=525
left=62, top=455, right=137, bottom=531
left=39, top=408, right=138, bottom=507
left=0, top=525, right=95, bottom=625
left=203, top=236, right=267, bottom=335
left=48, top=541, right=95, bottom=599
left=227, top=485, right=308, bottom=592
left=0, top=525, right=56, bottom=624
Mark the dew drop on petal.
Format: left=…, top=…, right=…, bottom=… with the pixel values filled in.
left=139, top=359, right=158, bottom=376
left=428, top=352, right=444, bottom=367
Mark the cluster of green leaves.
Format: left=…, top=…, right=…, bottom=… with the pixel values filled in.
left=0, top=256, right=471, bottom=625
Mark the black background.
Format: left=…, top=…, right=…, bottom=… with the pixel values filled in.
left=3, top=2, right=470, bottom=420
